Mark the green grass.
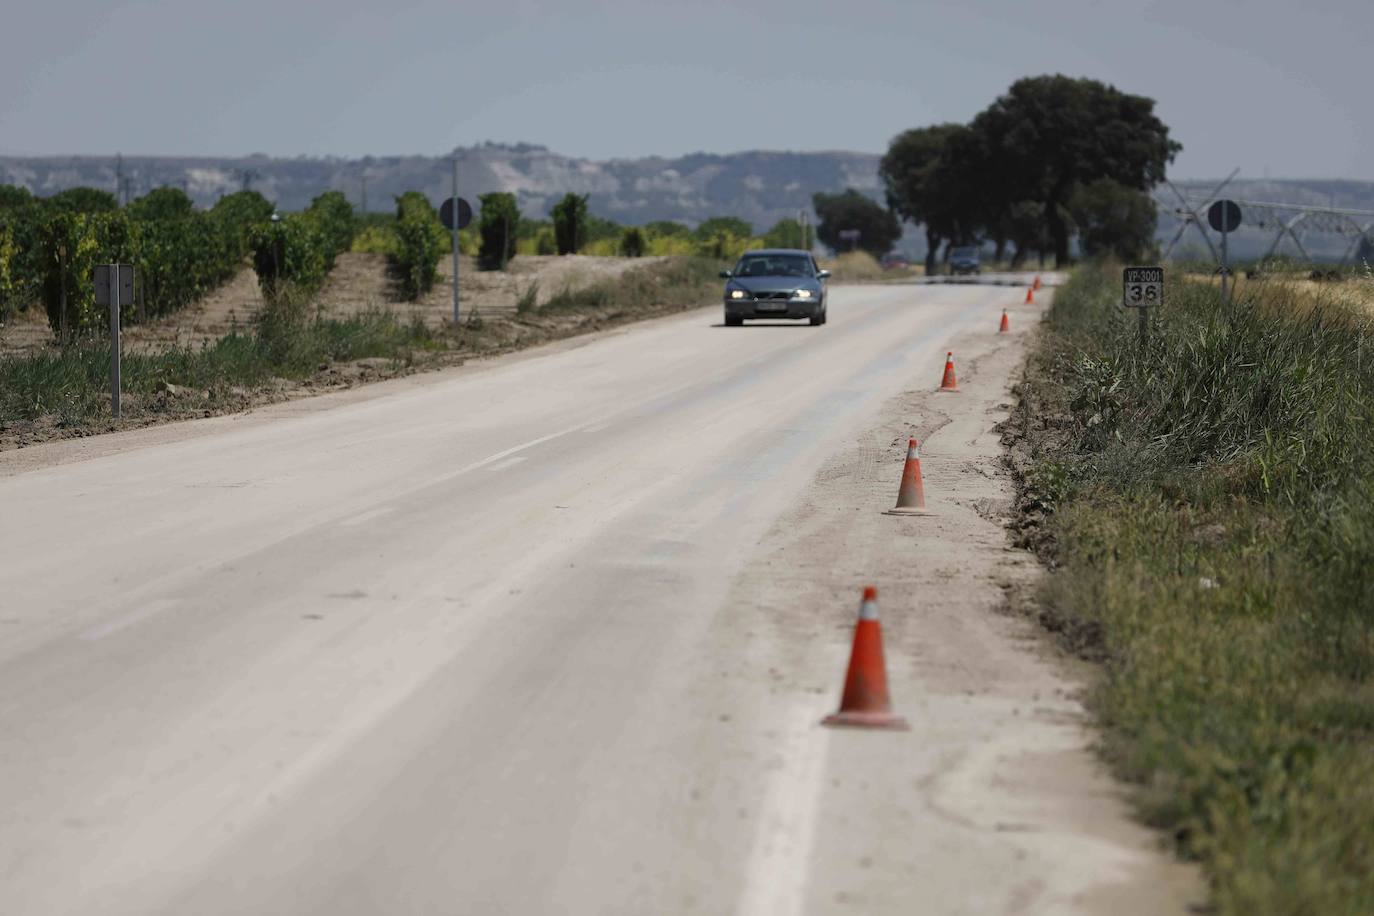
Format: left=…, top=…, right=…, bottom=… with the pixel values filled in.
left=0, top=289, right=440, bottom=429
left=1019, top=263, right=1374, bottom=914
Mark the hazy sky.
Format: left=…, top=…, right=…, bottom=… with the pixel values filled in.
left=1, top=0, right=1368, bottom=180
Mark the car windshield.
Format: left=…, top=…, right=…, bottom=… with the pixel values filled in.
left=734, top=254, right=814, bottom=278
left=950, top=247, right=979, bottom=259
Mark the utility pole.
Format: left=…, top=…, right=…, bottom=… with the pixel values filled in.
left=451, top=159, right=460, bottom=325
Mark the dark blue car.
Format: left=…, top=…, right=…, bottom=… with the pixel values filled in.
left=719, top=249, right=830, bottom=327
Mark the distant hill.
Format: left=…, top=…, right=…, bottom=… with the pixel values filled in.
left=3, top=147, right=1369, bottom=260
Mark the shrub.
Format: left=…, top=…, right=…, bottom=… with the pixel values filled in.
left=249, top=215, right=329, bottom=300
left=133, top=212, right=240, bottom=319
left=477, top=192, right=519, bottom=270
left=43, top=187, right=119, bottom=214
left=211, top=190, right=275, bottom=258
left=0, top=208, right=44, bottom=319
left=39, top=211, right=128, bottom=335
left=308, top=190, right=355, bottom=264
left=551, top=193, right=588, bottom=255
left=389, top=193, right=445, bottom=301
left=763, top=218, right=806, bottom=249
left=644, top=220, right=689, bottom=238
left=535, top=226, right=557, bottom=255
left=0, top=185, right=35, bottom=211
left=620, top=227, right=646, bottom=258
left=694, top=217, right=753, bottom=240
left=352, top=224, right=397, bottom=255
left=0, top=222, right=18, bottom=322
left=127, top=187, right=195, bottom=222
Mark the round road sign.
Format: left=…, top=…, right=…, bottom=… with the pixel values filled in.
left=1208, top=199, right=1242, bottom=233
left=440, top=196, right=473, bottom=231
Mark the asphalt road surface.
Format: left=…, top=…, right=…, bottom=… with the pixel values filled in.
left=0, top=283, right=1193, bottom=914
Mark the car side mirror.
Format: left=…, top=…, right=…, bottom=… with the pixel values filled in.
left=816, top=269, right=831, bottom=280
left=719, top=269, right=733, bottom=279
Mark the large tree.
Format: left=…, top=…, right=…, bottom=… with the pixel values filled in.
left=812, top=189, right=901, bottom=259
left=968, top=75, right=1179, bottom=266
left=1068, top=178, right=1158, bottom=262
left=880, top=123, right=979, bottom=274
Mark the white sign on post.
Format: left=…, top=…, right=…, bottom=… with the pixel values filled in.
left=1122, top=266, right=1163, bottom=308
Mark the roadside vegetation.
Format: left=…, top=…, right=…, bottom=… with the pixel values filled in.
left=0, top=286, right=439, bottom=429
left=1013, top=262, right=1374, bottom=914
left=0, top=257, right=721, bottom=447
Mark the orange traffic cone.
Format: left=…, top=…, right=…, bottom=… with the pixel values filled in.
left=823, top=587, right=908, bottom=730
left=999, top=309, right=1010, bottom=333
left=1024, top=286, right=1035, bottom=305
left=1033, top=275, right=1042, bottom=292
left=938, top=352, right=958, bottom=391
left=883, top=438, right=927, bottom=515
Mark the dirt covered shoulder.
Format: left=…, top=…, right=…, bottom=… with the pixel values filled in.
left=717, top=293, right=1198, bottom=913
left=1002, top=264, right=1374, bottom=916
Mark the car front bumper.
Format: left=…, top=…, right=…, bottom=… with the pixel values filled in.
left=724, top=298, right=821, bottom=319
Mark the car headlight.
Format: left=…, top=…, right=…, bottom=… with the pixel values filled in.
left=730, top=289, right=747, bottom=299
left=794, top=289, right=812, bottom=299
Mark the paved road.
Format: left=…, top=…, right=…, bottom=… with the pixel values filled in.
left=0, top=283, right=1168, bottom=915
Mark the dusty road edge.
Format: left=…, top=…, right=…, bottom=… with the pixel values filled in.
left=716, top=297, right=1202, bottom=913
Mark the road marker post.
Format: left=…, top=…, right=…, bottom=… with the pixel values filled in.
left=1122, top=266, right=1164, bottom=346
left=94, top=264, right=133, bottom=419
left=439, top=167, right=473, bottom=327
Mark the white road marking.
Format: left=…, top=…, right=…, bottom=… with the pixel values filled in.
left=79, top=599, right=179, bottom=641
left=339, top=507, right=394, bottom=527
left=486, top=456, right=528, bottom=472
left=437, top=422, right=594, bottom=482
left=735, top=705, right=831, bottom=916
left=580, top=422, right=612, bottom=434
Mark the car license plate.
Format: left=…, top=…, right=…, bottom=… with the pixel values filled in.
left=757, top=302, right=787, bottom=312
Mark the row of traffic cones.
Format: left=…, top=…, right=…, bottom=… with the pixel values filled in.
left=821, top=276, right=1045, bottom=731
left=821, top=439, right=927, bottom=728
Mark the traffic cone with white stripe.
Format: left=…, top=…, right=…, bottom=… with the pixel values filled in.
left=999, top=309, right=1010, bottom=333
left=883, top=438, right=927, bottom=515
left=823, top=587, right=908, bottom=730
left=939, top=352, right=959, bottom=391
